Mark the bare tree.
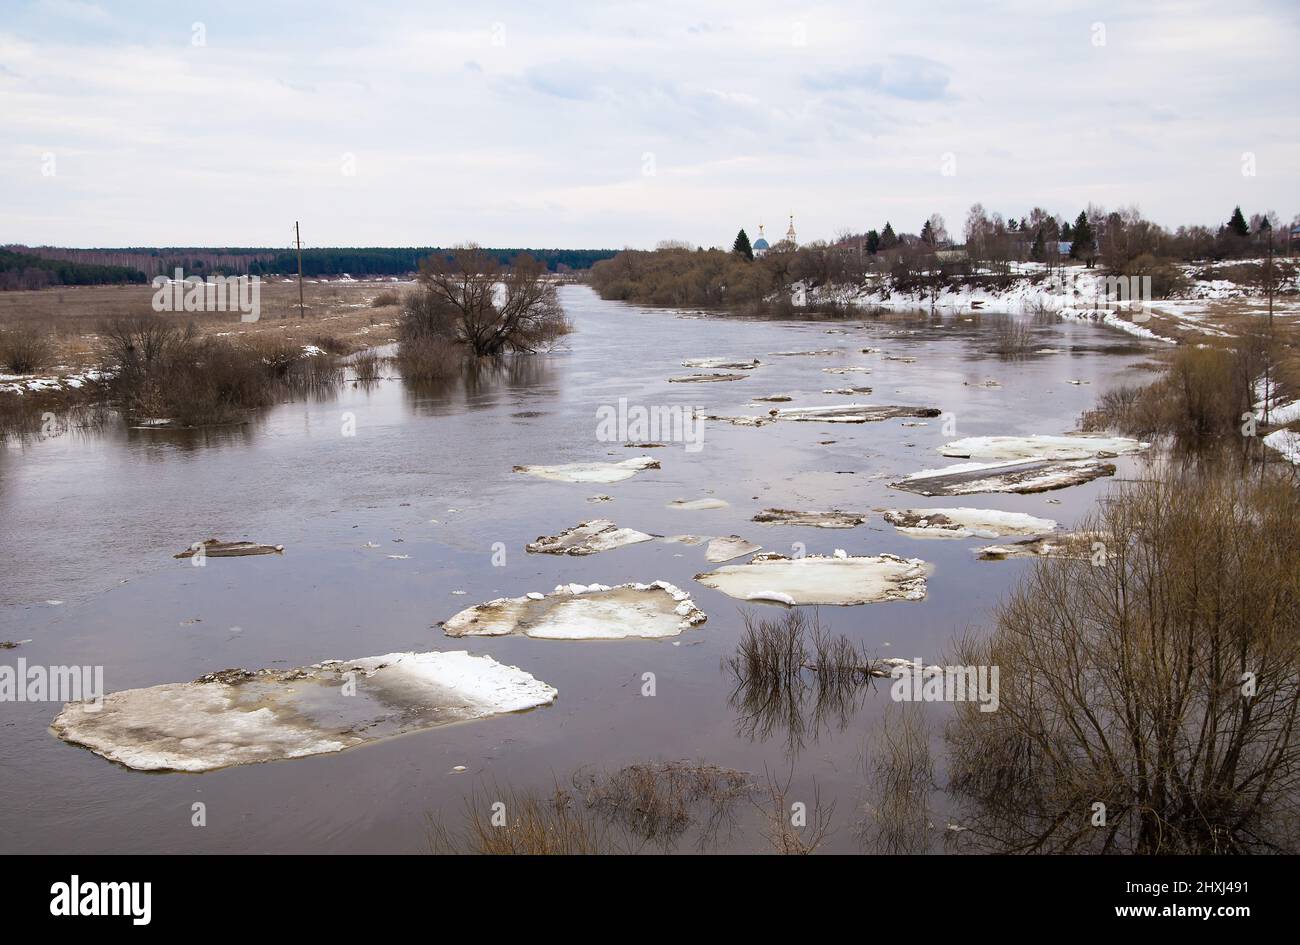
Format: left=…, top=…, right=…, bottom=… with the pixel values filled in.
left=414, top=246, right=569, bottom=357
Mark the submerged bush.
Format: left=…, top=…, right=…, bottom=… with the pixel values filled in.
left=947, top=467, right=1300, bottom=853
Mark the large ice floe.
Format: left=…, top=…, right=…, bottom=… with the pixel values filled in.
left=49, top=651, right=556, bottom=772
left=890, top=458, right=1116, bottom=496
left=937, top=434, right=1149, bottom=460
left=695, top=551, right=929, bottom=605
left=771, top=404, right=941, bottom=423
left=883, top=508, right=1058, bottom=539
left=513, top=456, right=659, bottom=483
left=442, top=582, right=706, bottom=640
left=524, top=520, right=654, bottom=555
left=668, top=497, right=729, bottom=510
left=752, top=508, right=865, bottom=528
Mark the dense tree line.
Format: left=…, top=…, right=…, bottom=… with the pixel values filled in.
left=0, top=248, right=147, bottom=290
left=4, top=245, right=618, bottom=281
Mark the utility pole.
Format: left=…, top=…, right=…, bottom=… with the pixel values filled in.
left=295, top=221, right=305, bottom=319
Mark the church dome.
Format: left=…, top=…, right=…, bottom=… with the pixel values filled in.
left=752, top=236, right=769, bottom=250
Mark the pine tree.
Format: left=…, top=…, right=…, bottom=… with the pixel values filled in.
left=865, top=230, right=881, bottom=255
left=733, top=229, right=753, bottom=261
left=1061, top=220, right=1073, bottom=241
left=879, top=222, right=898, bottom=250
left=1069, top=211, right=1095, bottom=266
left=920, top=219, right=935, bottom=246
left=1228, top=206, right=1249, bottom=238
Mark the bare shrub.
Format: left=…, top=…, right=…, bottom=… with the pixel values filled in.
left=755, top=767, right=834, bottom=854
left=0, top=326, right=54, bottom=374
left=370, top=289, right=401, bottom=308
left=426, top=784, right=620, bottom=855
left=573, top=761, right=753, bottom=850
left=350, top=350, right=384, bottom=383
left=947, top=466, right=1300, bottom=853
left=988, top=314, right=1035, bottom=358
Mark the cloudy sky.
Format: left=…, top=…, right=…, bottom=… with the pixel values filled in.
left=2, top=0, right=1297, bottom=249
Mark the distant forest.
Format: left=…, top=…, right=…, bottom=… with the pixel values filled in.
left=0, top=248, right=149, bottom=290
left=0, top=245, right=618, bottom=288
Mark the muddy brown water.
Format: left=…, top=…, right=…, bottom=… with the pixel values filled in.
left=0, top=286, right=1157, bottom=852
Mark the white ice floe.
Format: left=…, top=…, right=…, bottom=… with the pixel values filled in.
left=938, top=434, right=1149, bottom=461
left=695, top=552, right=929, bottom=606
left=513, top=456, right=660, bottom=483
left=667, top=497, right=730, bottom=511
left=442, top=581, right=706, bottom=640
left=50, top=651, right=556, bottom=772
left=524, top=519, right=654, bottom=555
left=704, top=535, right=763, bottom=563
left=174, top=539, right=284, bottom=559
left=681, top=357, right=759, bottom=370
left=883, top=508, right=1058, bottom=539
left=771, top=404, right=940, bottom=423
left=752, top=508, right=865, bottom=528
left=891, top=458, right=1116, bottom=496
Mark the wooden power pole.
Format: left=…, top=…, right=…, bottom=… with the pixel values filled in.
left=295, top=221, right=305, bottom=319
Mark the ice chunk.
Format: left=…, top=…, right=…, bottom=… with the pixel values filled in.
left=752, top=508, right=865, bottom=528
left=938, top=434, right=1149, bottom=460
left=695, top=553, right=929, bottom=605
left=883, top=507, right=1058, bottom=539
left=705, top=535, right=763, bottom=562
left=443, top=581, right=706, bottom=640
left=890, top=458, right=1116, bottom=496
left=513, top=456, right=660, bottom=483
left=525, top=519, right=655, bottom=555
left=50, top=651, right=556, bottom=773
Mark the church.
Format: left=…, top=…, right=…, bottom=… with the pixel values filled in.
left=751, top=215, right=796, bottom=257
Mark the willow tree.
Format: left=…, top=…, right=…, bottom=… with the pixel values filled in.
left=412, top=246, right=569, bottom=356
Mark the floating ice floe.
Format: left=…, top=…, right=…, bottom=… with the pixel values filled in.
left=667, top=373, right=746, bottom=383
left=771, top=350, right=838, bottom=357
left=174, top=539, right=284, bottom=559
left=823, top=386, right=872, bottom=395
left=50, top=651, right=556, bottom=773
left=695, top=551, right=929, bottom=605
left=513, top=456, right=660, bottom=483
left=770, top=404, right=940, bottom=423
left=524, top=520, right=654, bottom=556
left=891, top=458, right=1117, bottom=496
left=883, top=508, right=1058, bottom=539
left=976, top=532, right=1103, bottom=560
left=822, top=367, right=872, bottom=375
left=938, top=434, right=1149, bottom=461
left=661, top=534, right=707, bottom=545
left=442, top=582, right=706, bottom=640
left=682, top=357, right=759, bottom=370
left=752, top=394, right=792, bottom=402
left=667, top=497, right=729, bottom=511
left=752, top=508, right=865, bottom=528
left=705, top=535, right=763, bottom=562
left=698, top=412, right=770, bottom=427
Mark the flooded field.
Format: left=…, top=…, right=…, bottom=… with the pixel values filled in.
left=0, top=285, right=1159, bottom=853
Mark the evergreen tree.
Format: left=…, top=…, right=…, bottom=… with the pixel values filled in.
left=920, top=219, right=935, bottom=246
left=1069, top=211, right=1095, bottom=265
left=733, top=229, right=753, bottom=261
left=879, top=222, right=898, bottom=251
left=1228, top=206, right=1249, bottom=237
left=865, top=229, right=881, bottom=255
left=1061, top=220, right=1073, bottom=241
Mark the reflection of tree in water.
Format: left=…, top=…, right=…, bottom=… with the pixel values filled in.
left=857, top=705, right=940, bottom=855
left=402, top=353, right=558, bottom=414
left=945, top=469, right=1300, bottom=854
left=723, top=609, right=879, bottom=757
